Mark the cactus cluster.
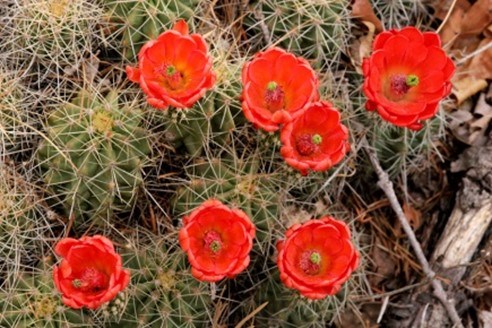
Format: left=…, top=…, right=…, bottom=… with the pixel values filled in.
left=162, top=92, right=237, bottom=157
left=3, top=0, right=105, bottom=73
left=0, top=0, right=449, bottom=325
left=112, top=234, right=212, bottom=327
left=0, top=162, right=48, bottom=276
left=245, top=273, right=349, bottom=327
left=244, top=0, right=348, bottom=68
left=0, top=256, right=91, bottom=327
left=173, top=154, right=282, bottom=246
left=374, top=119, right=443, bottom=177
left=102, top=0, right=200, bottom=60
left=36, top=88, right=150, bottom=225
left=0, top=65, right=36, bottom=157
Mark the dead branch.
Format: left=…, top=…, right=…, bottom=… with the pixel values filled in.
left=362, top=139, right=463, bottom=327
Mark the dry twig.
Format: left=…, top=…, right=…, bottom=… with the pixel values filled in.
left=362, top=139, right=463, bottom=327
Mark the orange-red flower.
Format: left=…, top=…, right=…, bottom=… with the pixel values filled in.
left=53, top=235, right=130, bottom=309
left=178, top=199, right=255, bottom=282
left=362, top=27, right=455, bottom=130
left=280, top=101, right=349, bottom=175
left=277, top=217, right=359, bottom=299
left=241, top=47, right=319, bottom=131
left=126, top=20, right=215, bottom=109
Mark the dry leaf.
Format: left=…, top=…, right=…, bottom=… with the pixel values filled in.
left=450, top=90, right=492, bottom=146
left=451, top=38, right=492, bottom=103
left=479, top=310, right=492, bottom=328
left=464, top=38, right=492, bottom=80
left=484, top=23, right=492, bottom=38
left=440, top=5, right=468, bottom=45
left=402, top=203, right=422, bottom=231
left=460, top=0, right=492, bottom=36
left=452, top=76, right=489, bottom=104
left=432, top=0, right=470, bottom=20
left=351, top=0, right=383, bottom=32
left=349, top=21, right=376, bottom=74
left=369, top=238, right=397, bottom=286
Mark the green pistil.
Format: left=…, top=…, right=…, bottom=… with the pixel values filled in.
left=310, top=252, right=321, bottom=265
left=311, top=134, right=322, bottom=145
left=72, top=279, right=82, bottom=288
left=210, top=240, right=221, bottom=253
left=267, top=81, right=278, bottom=91
left=406, top=74, right=419, bottom=87
left=166, top=65, right=176, bottom=76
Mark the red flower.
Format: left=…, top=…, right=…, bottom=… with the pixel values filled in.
left=53, top=235, right=130, bottom=309
left=277, top=217, right=359, bottom=299
left=178, top=199, right=255, bottom=282
left=280, top=101, right=349, bottom=175
left=241, top=47, right=319, bottom=132
left=362, top=27, right=455, bottom=130
left=126, top=20, right=215, bottom=109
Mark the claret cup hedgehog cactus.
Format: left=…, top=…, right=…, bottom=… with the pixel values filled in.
left=5, top=0, right=104, bottom=71
left=113, top=233, right=212, bottom=327
left=36, top=88, right=150, bottom=225
left=244, top=0, right=348, bottom=68
left=0, top=256, right=90, bottom=327
left=0, top=65, right=35, bottom=156
left=0, top=162, right=43, bottom=275
left=103, top=0, right=200, bottom=60
left=162, top=92, right=236, bottom=157
left=173, top=154, right=282, bottom=246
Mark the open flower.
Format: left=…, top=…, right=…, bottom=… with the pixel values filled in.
left=362, top=26, right=455, bottom=130
left=241, top=47, right=319, bottom=131
left=126, top=20, right=215, bottom=109
left=280, top=101, right=349, bottom=175
left=178, top=199, right=255, bottom=282
left=53, top=235, right=130, bottom=309
left=277, top=217, right=359, bottom=299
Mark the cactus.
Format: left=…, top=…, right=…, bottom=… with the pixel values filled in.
left=36, top=88, right=150, bottom=225
left=242, top=272, right=350, bottom=327
left=3, top=0, right=105, bottom=73
left=0, top=65, right=36, bottom=158
left=172, top=154, right=282, bottom=246
left=102, top=0, right=200, bottom=61
left=162, top=91, right=237, bottom=157
left=0, top=161, right=48, bottom=276
left=111, top=233, right=212, bottom=327
left=0, top=256, right=91, bottom=327
left=244, top=0, right=348, bottom=69
left=373, top=118, right=443, bottom=178
left=370, top=0, right=428, bottom=28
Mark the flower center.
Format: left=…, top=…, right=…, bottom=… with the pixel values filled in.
left=72, top=268, right=109, bottom=293
left=166, top=65, right=176, bottom=76
left=204, top=231, right=223, bottom=254
left=155, top=64, right=184, bottom=91
left=300, top=250, right=321, bottom=275
left=390, top=74, right=419, bottom=96
left=264, top=81, right=285, bottom=111
left=295, top=134, right=322, bottom=156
